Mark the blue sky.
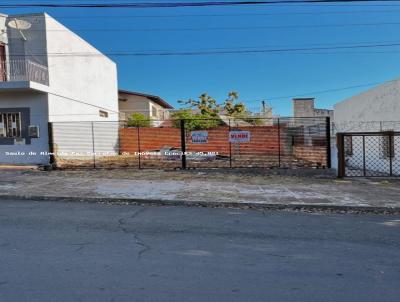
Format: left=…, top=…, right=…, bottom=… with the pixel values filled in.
left=3, top=1, right=400, bottom=116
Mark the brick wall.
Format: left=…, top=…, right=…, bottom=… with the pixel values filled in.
left=119, top=126, right=328, bottom=166
left=293, top=146, right=327, bottom=167
left=119, top=126, right=283, bottom=156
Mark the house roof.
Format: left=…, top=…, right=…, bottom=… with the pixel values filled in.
left=118, top=89, right=174, bottom=109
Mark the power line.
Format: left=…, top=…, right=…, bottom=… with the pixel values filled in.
left=245, top=79, right=396, bottom=103
left=7, top=41, right=400, bottom=57
left=48, top=91, right=120, bottom=114
left=1, top=0, right=400, bottom=9
left=44, top=9, right=400, bottom=19
left=18, top=21, right=400, bottom=33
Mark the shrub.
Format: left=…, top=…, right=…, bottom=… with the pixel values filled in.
left=170, top=110, right=222, bottom=131
left=127, top=113, right=151, bottom=128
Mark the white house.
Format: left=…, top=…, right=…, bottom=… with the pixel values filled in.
left=118, top=90, right=173, bottom=126
left=334, top=79, right=400, bottom=132
left=0, top=12, right=118, bottom=165
left=334, top=79, right=400, bottom=176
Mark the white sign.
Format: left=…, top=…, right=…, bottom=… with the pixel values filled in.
left=191, top=131, right=208, bottom=144
left=229, top=131, right=251, bottom=143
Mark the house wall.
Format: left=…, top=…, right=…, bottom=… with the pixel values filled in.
left=44, top=13, right=119, bottom=122
left=293, top=99, right=315, bottom=118
left=43, top=14, right=119, bottom=157
left=119, top=94, right=151, bottom=118
left=334, top=79, right=400, bottom=176
left=6, top=14, right=49, bottom=68
left=0, top=91, right=49, bottom=164
left=119, top=94, right=170, bottom=121
left=293, top=98, right=334, bottom=119
left=0, top=14, right=8, bottom=44
left=334, top=79, right=400, bottom=125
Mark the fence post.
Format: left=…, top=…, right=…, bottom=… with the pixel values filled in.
left=47, top=122, right=55, bottom=167
left=180, top=119, right=187, bottom=170
left=362, top=135, right=366, bottom=177
left=277, top=118, right=281, bottom=167
left=326, top=116, right=332, bottom=169
left=91, top=122, right=96, bottom=169
left=229, top=119, right=232, bottom=168
left=389, top=132, right=393, bottom=176
left=137, top=126, right=141, bottom=169
left=337, top=133, right=345, bottom=178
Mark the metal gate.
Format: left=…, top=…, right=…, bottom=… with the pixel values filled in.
left=337, top=132, right=400, bottom=177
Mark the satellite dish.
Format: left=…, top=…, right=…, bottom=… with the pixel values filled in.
left=8, top=19, right=32, bottom=30
left=7, top=19, right=32, bottom=41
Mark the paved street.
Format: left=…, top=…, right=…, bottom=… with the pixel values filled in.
left=0, top=200, right=399, bottom=302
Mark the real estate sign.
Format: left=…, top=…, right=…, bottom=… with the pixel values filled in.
left=191, top=131, right=208, bottom=144
left=229, top=131, right=251, bottom=143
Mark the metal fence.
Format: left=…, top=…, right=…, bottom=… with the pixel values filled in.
left=337, top=132, right=400, bottom=177
left=49, top=117, right=331, bottom=170
left=0, top=59, right=49, bottom=86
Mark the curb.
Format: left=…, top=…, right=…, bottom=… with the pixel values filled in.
left=0, top=194, right=399, bottom=214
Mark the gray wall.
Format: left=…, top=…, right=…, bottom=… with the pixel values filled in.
left=0, top=91, right=49, bottom=165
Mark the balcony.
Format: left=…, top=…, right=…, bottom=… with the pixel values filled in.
left=0, top=59, right=49, bottom=86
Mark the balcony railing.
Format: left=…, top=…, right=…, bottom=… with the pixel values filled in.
left=0, top=59, right=49, bottom=86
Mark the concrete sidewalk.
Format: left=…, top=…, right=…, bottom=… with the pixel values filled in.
left=0, top=168, right=399, bottom=212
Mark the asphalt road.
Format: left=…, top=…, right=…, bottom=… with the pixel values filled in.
left=0, top=200, right=399, bottom=302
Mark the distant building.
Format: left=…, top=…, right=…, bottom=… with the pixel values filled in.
left=118, top=90, right=174, bottom=126
left=293, top=98, right=333, bottom=120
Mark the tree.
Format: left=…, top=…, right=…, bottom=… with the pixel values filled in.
left=170, top=110, right=221, bottom=131
left=223, top=91, right=246, bottom=116
left=179, top=91, right=247, bottom=117
left=178, top=93, right=220, bottom=116
left=127, top=113, right=151, bottom=127
left=173, top=92, right=258, bottom=129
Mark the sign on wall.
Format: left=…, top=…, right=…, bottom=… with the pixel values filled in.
left=229, top=131, right=251, bottom=143
left=191, top=131, right=208, bottom=144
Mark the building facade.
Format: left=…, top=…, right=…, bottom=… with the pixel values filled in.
left=334, top=79, right=400, bottom=132
left=334, top=79, right=400, bottom=176
left=118, top=90, right=173, bottom=126
left=293, top=98, right=334, bottom=120
left=0, top=13, right=118, bottom=165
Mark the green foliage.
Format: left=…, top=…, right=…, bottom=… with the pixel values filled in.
left=223, top=91, right=246, bottom=116
left=127, top=113, right=151, bottom=128
left=174, top=91, right=254, bottom=129
left=170, top=110, right=222, bottom=131
left=178, top=93, right=220, bottom=116
left=178, top=91, right=247, bottom=117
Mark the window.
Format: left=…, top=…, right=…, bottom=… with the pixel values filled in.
left=99, top=110, right=108, bottom=118
left=151, top=106, right=158, bottom=118
left=380, top=133, right=395, bottom=159
left=344, top=136, right=353, bottom=156
left=0, top=113, right=21, bottom=138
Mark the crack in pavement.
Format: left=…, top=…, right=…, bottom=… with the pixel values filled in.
left=70, top=242, right=94, bottom=252
left=117, top=207, right=151, bottom=259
